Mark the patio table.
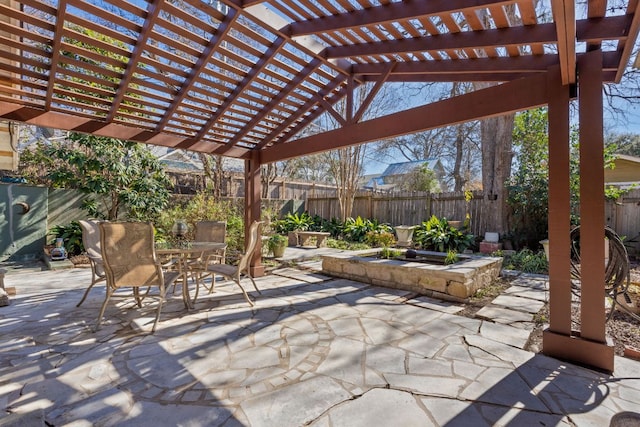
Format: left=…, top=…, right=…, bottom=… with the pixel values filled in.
left=156, top=242, right=227, bottom=309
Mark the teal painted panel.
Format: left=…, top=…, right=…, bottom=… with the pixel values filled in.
left=47, top=188, right=91, bottom=232
left=0, top=183, right=48, bottom=261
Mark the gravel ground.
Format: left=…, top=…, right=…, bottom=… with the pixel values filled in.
left=525, top=268, right=640, bottom=357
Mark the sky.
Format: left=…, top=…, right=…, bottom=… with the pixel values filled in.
left=362, top=102, right=640, bottom=177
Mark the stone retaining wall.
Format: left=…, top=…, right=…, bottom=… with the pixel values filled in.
left=321, top=249, right=503, bottom=301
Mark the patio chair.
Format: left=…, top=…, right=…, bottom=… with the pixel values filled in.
left=96, top=222, right=180, bottom=332
left=190, top=221, right=227, bottom=301
left=204, top=220, right=263, bottom=306
left=77, top=219, right=106, bottom=307
left=194, top=220, right=227, bottom=264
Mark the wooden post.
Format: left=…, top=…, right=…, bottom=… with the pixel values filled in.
left=244, top=151, right=265, bottom=277
left=543, top=54, right=614, bottom=373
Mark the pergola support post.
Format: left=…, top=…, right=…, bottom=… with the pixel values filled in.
left=543, top=50, right=614, bottom=373
left=244, top=150, right=265, bottom=277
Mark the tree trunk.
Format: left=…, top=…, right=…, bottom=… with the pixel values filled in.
left=327, top=146, right=365, bottom=222
left=198, top=153, right=225, bottom=199
left=479, top=114, right=514, bottom=235
left=452, top=124, right=465, bottom=191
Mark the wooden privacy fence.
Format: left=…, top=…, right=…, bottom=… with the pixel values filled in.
left=306, top=190, right=486, bottom=236
left=606, top=188, right=640, bottom=255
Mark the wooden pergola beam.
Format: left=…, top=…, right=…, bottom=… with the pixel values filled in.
left=325, top=16, right=629, bottom=60
left=615, top=1, right=640, bottom=82
left=107, top=0, right=165, bottom=122
left=551, top=0, right=576, bottom=85
left=287, top=0, right=511, bottom=36
left=352, top=51, right=621, bottom=81
left=156, top=8, right=238, bottom=132
left=261, top=73, right=549, bottom=163
left=44, top=0, right=67, bottom=111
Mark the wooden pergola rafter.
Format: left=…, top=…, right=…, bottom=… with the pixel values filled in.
left=1, top=0, right=640, bottom=372
left=0, top=0, right=636, bottom=157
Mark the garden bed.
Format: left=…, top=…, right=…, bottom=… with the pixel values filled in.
left=321, top=248, right=503, bottom=301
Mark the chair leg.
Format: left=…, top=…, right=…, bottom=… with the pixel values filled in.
left=247, top=274, right=261, bottom=295
left=95, top=288, right=114, bottom=331
left=193, top=274, right=201, bottom=304
left=77, top=275, right=98, bottom=307
left=206, top=272, right=217, bottom=294
left=152, top=285, right=166, bottom=333
left=133, top=288, right=143, bottom=307
left=234, top=279, right=254, bottom=306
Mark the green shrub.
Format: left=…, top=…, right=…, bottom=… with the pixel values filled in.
left=267, top=234, right=288, bottom=255
left=49, top=221, right=84, bottom=256
left=414, top=215, right=474, bottom=252
left=274, top=212, right=314, bottom=234
left=444, top=249, right=460, bottom=265
left=379, top=247, right=402, bottom=259
left=365, top=231, right=396, bottom=248
left=328, top=217, right=345, bottom=238
left=325, top=238, right=370, bottom=251
left=343, top=216, right=392, bottom=243
left=156, top=193, right=244, bottom=252
left=504, top=248, right=548, bottom=274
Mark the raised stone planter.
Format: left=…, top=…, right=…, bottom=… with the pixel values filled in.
left=321, top=249, right=503, bottom=302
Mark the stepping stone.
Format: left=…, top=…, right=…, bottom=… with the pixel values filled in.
left=480, top=321, right=531, bottom=349
left=475, top=305, right=533, bottom=324
left=491, top=294, right=545, bottom=313
left=503, top=285, right=548, bottom=302
left=409, top=296, right=465, bottom=314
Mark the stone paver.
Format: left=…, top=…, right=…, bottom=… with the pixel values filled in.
left=475, top=304, right=534, bottom=324
left=0, top=265, right=638, bottom=426
left=491, top=294, right=546, bottom=313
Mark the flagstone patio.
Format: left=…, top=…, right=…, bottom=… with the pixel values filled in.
left=0, top=263, right=639, bottom=426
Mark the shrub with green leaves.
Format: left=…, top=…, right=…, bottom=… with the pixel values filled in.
left=156, top=194, right=244, bottom=253
left=274, top=212, right=314, bottom=234
left=326, top=238, right=370, bottom=250
left=444, top=249, right=460, bottom=265
left=414, top=215, right=474, bottom=252
left=49, top=221, right=84, bottom=256
left=365, top=231, right=396, bottom=248
left=342, top=216, right=392, bottom=243
left=503, top=248, right=548, bottom=274
left=379, top=247, right=402, bottom=259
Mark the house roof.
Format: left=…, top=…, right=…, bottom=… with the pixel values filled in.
left=157, top=148, right=244, bottom=173
left=606, top=154, right=640, bottom=184
left=380, top=159, right=442, bottom=177
left=0, top=1, right=637, bottom=164
left=363, top=159, right=443, bottom=190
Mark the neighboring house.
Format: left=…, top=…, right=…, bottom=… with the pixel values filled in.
left=605, top=154, right=640, bottom=187
left=155, top=148, right=336, bottom=199
left=362, top=159, right=446, bottom=192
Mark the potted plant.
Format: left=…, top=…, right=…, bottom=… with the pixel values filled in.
left=268, top=234, right=288, bottom=258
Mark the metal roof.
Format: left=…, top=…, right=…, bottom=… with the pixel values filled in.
left=0, top=0, right=638, bottom=162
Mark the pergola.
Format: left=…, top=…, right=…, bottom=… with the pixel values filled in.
left=1, top=0, right=639, bottom=372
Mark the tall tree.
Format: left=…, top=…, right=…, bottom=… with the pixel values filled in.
left=260, top=161, right=292, bottom=199
left=319, top=83, right=401, bottom=220
left=477, top=110, right=515, bottom=235
left=326, top=145, right=367, bottom=221
left=198, top=153, right=228, bottom=199
left=19, top=133, right=171, bottom=220
left=378, top=82, right=481, bottom=191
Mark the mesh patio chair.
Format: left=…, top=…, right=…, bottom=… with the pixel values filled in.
left=204, top=221, right=263, bottom=306
left=77, top=219, right=106, bottom=307
left=96, top=222, right=180, bottom=332
left=190, top=221, right=227, bottom=302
